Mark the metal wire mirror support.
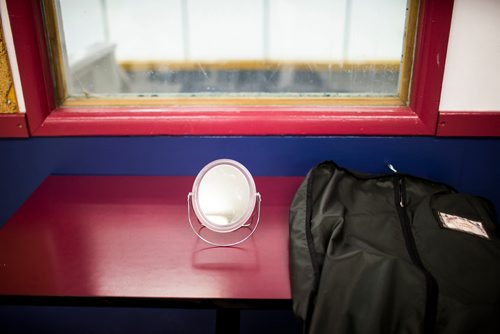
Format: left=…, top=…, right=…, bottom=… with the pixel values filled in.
left=187, top=192, right=262, bottom=247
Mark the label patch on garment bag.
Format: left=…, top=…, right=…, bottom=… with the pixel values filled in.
left=437, top=212, right=490, bottom=239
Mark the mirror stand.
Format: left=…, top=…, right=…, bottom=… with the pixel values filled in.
left=187, top=192, right=261, bottom=247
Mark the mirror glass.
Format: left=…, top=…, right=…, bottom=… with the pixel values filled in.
left=197, top=164, right=251, bottom=228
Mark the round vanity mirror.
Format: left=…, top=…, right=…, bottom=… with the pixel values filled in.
left=192, top=159, right=256, bottom=233
left=188, top=159, right=261, bottom=246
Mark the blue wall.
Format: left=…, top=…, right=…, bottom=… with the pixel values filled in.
left=2, top=136, right=500, bottom=226
left=1, top=136, right=499, bottom=333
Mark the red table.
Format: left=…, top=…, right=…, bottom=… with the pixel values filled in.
left=0, top=176, right=302, bottom=330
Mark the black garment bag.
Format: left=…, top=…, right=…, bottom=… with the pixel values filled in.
left=289, top=161, right=500, bottom=334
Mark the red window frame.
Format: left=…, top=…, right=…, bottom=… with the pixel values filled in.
left=4, top=0, right=491, bottom=137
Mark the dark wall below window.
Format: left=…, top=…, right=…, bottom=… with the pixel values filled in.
left=2, top=136, right=499, bottom=226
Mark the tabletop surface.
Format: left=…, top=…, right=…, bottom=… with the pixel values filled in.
left=0, top=176, right=302, bottom=301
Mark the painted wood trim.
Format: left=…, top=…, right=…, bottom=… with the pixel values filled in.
left=33, top=106, right=430, bottom=136
left=0, top=113, right=29, bottom=137
left=437, top=112, right=500, bottom=137
left=408, top=0, right=454, bottom=133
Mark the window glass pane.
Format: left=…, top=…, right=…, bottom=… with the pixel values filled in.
left=50, top=0, right=410, bottom=100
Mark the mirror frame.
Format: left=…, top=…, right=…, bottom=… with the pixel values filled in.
left=191, top=159, right=257, bottom=233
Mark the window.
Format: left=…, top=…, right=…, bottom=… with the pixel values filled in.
left=46, top=0, right=417, bottom=107
left=2, top=0, right=454, bottom=136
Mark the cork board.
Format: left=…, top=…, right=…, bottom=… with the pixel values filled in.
left=0, top=19, right=18, bottom=114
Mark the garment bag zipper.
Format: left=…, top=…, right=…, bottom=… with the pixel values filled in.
left=394, top=176, right=438, bottom=333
